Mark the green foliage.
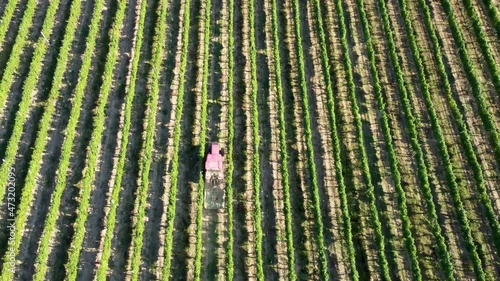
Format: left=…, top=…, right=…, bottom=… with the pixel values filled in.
left=194, top=0, right=211, bottom=279
left=0, top=0, right=37, bottom=112
left=399, top=0, right=500, bottom=277
left=290, top=1, right=329, bottom=279
left=418, top=0, right=500, bottom=260
left=0, top=0, right=18, bottom=49
left=127, top=0, right=168, bottom=279
left=0, top=0, right=63, bottom=279
left=439, top=0, right=500, bottom=166
left=335, top=0, right=423, bottom=278
left=270, top=0, right=296, bottom=279
left=64, top=0, right=128, bottom=279
left=460, top=0, right=500, bottom=95
left=30, top=0, right=106, bottom=279
left=225, top=0, right=235, bottom=279
left=162, top=0, right=191, bottom=278
left=94, top=0, right=148, bottom=279
left=248, top=0, right=264, bottom=279
left=306, top=2, right=359, bottom=280
left=481, top=0, right=500, bottom=36
left=370, top=0, right=488, bottom=278
left=329, top=0, right=391, bottom=279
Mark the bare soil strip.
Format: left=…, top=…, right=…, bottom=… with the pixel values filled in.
left=230, top=0, right=250, bottom=278
left=311, top=1, right=355, bottom=279
left=274, top=1, right=311, bottom=277
left=215, top=0, right=228, bottom=278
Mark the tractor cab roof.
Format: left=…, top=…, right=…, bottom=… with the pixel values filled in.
left=205, top=143, right=223, bottom=171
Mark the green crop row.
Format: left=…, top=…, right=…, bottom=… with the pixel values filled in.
left=0, top=0, right=63, bottom=279
left=31, top=0, right=106, bottom=279
left=225, top=0, right=235, bottom=279
left=373, top=0, right=488, bottom=279
left=0, top=0, right=18, bottom=49
left=308, top=2, right=359, bottom=280
left=333, top=0, right=423, bottom=278
left=417, top=0, right=500, bottom=258
left=0, top=0, right=37, bottom=113
left=330, top=0, right=391, bottom=279
left=438, top=0, right=500, bottom=166
left=460, top=0, right=500, bottom=99
left=64, top=0, right=127, bottom=280
left=127, top=0, right=168, bottom=279
left=481, top=0, right=500, bottom=36
left=400, top=0, right=500, bottom=277
left=290, top=1, right=329, bottom=279
left=372, top=0, right=472, bottom=277
left=95, top=0, right=148, bottom=279
left=391, top=0, right=470, bottom=279
left=161, top=0, right=191, bottom=278
left=270, top=0, right=296, bottom=279
left=248, top=0, right=264, bottom=279
left=0, top=0, right=83, bottom=279
left=194, top=0, right=212, bottom=279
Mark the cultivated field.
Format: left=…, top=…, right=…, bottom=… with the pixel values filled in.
left=0, top=0, right=499, bottom=280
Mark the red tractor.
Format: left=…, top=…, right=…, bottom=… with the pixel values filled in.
left=204, top=143, right=225, bottom=209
